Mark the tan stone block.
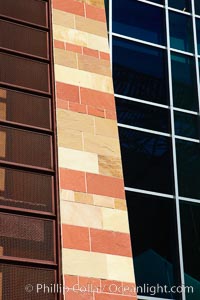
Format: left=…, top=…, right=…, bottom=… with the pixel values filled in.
left=78, top=54, right=111, bottom=77
left=0, top=103, right=6, bottom=120
left=95, top=117, right=118, bottom=138
left=57, top=127, right=83, bottom=151
left=55, top=65, right=113, bottom=94
left=115, top=199, right=127, bottom=211
left=106, top=254, right=135, bottom=283
left=74, top=192, right=93, bottom=205
left=58, top=147, right=99, bottom=173
left=87, top=33, right=109, bottom=53
left=53, top=25, right=88, bottom=47
left=61, top=201, right=102, bottom=229
left=101, top=207, right=130, bottom=233
left=53, top=9, right=75, bottom=28
left=0, top=169, right=5, bottom=192
left=60, top=189, right=75, bottom=202
left=0, top=89, right=6, bottom=98
left=54, top=48, right=77, bottom=69
left=93, top=194, right=114, bottom=208
left=57, top=109, right=94, bottom=134
left=85, top=0, right=105, bottom=8
left=0, top=132, right=6, bottom=158
left=75, top=15, right=107, bottom=37
left=83, top=132, right=120, bottom=157
left=98, top=155, right=123, bottom=178
left=62, top=249, right=107, bottom=279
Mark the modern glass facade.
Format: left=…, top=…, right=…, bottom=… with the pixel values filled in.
left=105, top=0, right=200, bottom=299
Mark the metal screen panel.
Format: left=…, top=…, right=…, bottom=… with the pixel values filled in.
left=0, top=0, right=48, bottom=27
left=0, top=20, right=49, bottom=58
left=0, top=53, right=50, bottom=92
left=0, top=126, right=52, bottom=169
left=0, top=213, right=55, bottom=261
left=0, top=88, right=51, bottom=129
left=0, top=263, right=56, bottom=300
left=0, top=167, right=53, bottom=212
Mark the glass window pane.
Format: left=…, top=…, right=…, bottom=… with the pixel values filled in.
left=0, top=88, right=51, bottom=129
left=0, top=53, right=50, bottom=93
left=180, top=201, right=200, bottom=300
left=176, top=139, right=200, bottom=199
left=116, top=98, right=171, bottom=133
left=0, top=126, right=52, bottom=169
left=113, top=37, right=169, bottom=105
left=119, top=127, right=174, bottom=194
left=168, top=0, right=191, bottom=12
left=126, top=191, right=180, bottom=298
left=174, top=111, right=200, bottom=139
left=196, top=19, right=200, bottom=55
left=0, top=213, right=55, bottom=261
left=0, top=167, right=53, bottom=212
left=194, top=0, right=200, bottom=15
left=113, top=0, right=166, bottom=45
left=171, top=53, right=199, bottom=111
left=0, top=0, right=48, bottom=27
left=169, top=12, right=194, bottom=53
left=0, top=20, right=49, bottom=59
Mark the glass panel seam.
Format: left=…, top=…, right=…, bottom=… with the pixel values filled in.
left=165, top=1, right=186, bottom=299
left=191, top=0, right=200, bottom=113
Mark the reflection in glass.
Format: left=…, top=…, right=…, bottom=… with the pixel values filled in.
left=180, top=201, right=200, bottom=300
left=194, top=0, right=200, bottom=15
left=119, top=127, right=174, bottom=194
left=168, top=0, right=191, bottom=12
left=171, top=53, right=199, bottom=111
left=176, top=139, right=200, bottom=199
left=113, top=37, right=169, bottom=105
left=113, top=0, right=166, bottom=45
left=126, top=191, right=180, bottom=298
left=169, top=12, right=194, bottom=53
left=196, top=19, right=200, bottom=55
left=174, top=111, right=200, bottom=139
left=116, top=98, right=170, bottom=133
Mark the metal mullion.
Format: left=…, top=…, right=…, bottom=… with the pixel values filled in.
left=136, top=0, right=164, bottom=8
left=112, top=32, right=166, bottom=50
left=165, top=2, right=186, bottom=300
left=118, top=122, right=171, bottom=137
left=125, top=186, right=174, bottom=199
left=115, top=93, right=170, bottom=109
left=191, top=0, right=200, bottom=114
left=109, top=0, right=113, bottom=72
left=179, top=196, right=200, bottom=204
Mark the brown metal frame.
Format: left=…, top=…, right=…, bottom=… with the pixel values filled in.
left=0, top=1, right=63, bottom=298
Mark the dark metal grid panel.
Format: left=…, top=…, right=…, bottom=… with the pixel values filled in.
left=0, top=212, right=55, bottom=262
left=0, top=263, right=56, bottom=300
left=0, top=53, right=50, bottom=93
left=0, top=88, right=52, bottom=130
left=0, top=125, right=53, bottom=169
left=0, top=19, right=49, bottom=59
left=0, top=167, right=54, bottom=213
left=0, top=0, right=48, bottom=28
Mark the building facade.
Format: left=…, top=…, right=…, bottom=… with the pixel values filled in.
left=0, top=0, right=199, bottom=300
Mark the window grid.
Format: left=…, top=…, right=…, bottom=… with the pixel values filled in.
left=108, top=0, right=200, bottom=299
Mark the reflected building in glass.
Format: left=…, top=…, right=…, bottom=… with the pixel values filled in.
left=105, top=0, right=200, bottom=299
